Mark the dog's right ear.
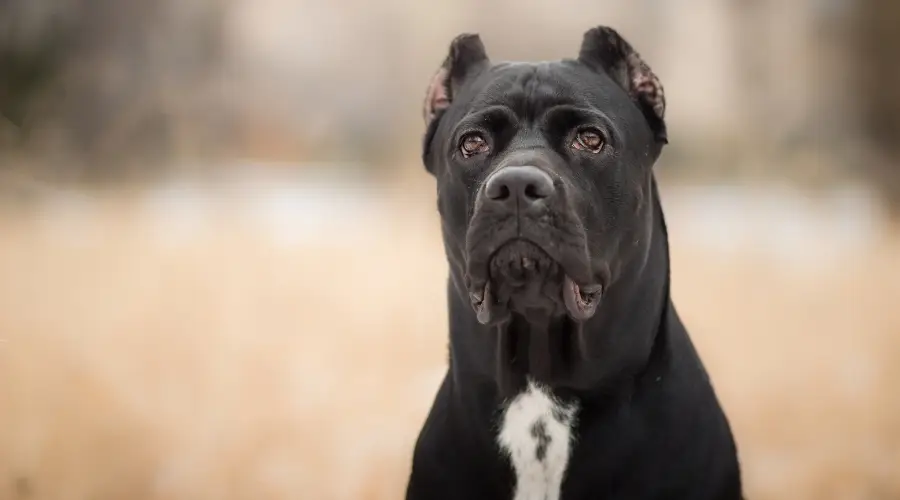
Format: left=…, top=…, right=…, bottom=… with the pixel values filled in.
left=423, top=34, right=490, bottom=126
left=422, top=34, right=490, bottom=169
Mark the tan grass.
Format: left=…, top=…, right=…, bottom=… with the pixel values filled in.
left=0, top=189, right=898, bottom=500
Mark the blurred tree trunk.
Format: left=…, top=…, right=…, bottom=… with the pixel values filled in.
left=0, top=1, right=71, bottom=145
left=855, top=0, right=900, bottom=217
left=0, top=0, right=229, bottom=176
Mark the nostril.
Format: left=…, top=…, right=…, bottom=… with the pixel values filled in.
left=523, top=183, right=545, bottom=200
left=488, top=183, right=511, bottom=201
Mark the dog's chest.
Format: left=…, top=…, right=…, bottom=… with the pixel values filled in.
left=497, top=380, right=578, bottom=500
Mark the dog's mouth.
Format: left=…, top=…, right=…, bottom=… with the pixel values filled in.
left=467, top=240, right=602, bottom=324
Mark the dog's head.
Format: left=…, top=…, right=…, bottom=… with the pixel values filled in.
left=423, top=27, right=667, bottom=327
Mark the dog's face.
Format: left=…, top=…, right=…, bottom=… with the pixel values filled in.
left=423, top=27, right=667, bottom=326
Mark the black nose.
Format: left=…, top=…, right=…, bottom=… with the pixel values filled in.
left=484, top=166, right=555, bottom=207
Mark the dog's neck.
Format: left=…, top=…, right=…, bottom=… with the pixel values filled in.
left=446, top=177, right=670, bottom=403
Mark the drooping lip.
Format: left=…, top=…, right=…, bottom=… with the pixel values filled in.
left=562, top=276, right=602, bottom=321
left=468, top=282, right=495, bottom=325
left=468, top=276, right=602, bottom=324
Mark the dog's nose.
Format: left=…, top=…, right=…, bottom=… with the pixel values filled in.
left=484, top=166, right=555, bottom=208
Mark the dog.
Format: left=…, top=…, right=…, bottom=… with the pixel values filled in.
left=405, top=26, right=743, bottom=500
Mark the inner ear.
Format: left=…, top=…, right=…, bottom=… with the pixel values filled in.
left=578, top=26, right=667, bottom=144
left=422, top=34, right=490, bottom=127
left=422, top=67, right=451, bottom=126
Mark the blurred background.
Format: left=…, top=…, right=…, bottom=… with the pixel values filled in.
left=1, top=0, right=899, bottom=499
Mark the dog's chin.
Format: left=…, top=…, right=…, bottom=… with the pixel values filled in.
left=467, top=240, right=602, bottom=325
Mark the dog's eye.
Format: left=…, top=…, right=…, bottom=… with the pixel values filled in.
left=460, top=133, right=490, bottom=157
left=571, top=128, right=605, bottom=153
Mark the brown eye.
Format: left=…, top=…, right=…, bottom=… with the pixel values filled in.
left=460, top=133, right=490, bottom=157
left=572, top=128, right=605, bottom=153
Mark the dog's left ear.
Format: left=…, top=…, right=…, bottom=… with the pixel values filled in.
left=578, top=26, right=667, bottom=144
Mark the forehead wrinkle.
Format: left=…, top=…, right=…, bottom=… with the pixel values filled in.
left=475, top=63, right=585, bottom=125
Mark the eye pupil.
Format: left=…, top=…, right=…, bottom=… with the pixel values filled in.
left=461, top=134, right=488, bottom=156
left=576, top=129, right=604, bottom=152
left=580, top=132, right=600, bottom=147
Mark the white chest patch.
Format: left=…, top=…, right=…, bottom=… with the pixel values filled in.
left=497, top=379, right=578, bottom=500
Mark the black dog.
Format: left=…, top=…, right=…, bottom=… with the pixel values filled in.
left=406, top=26, right=743, bottom=500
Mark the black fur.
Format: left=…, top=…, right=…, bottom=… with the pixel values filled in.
left=407, top=26, right=742, bottom=500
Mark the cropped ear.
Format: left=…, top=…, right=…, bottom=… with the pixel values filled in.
left=421, top=34, right=490, bottom=172
left=422, top=33, right=490, bottom=128
left=578, top=26, right=667, bottom=144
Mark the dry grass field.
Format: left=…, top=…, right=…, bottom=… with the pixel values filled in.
left=0, top=177, right=899, bottom=500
